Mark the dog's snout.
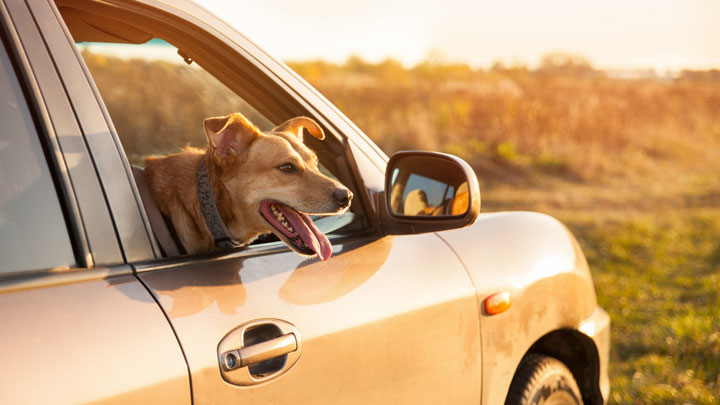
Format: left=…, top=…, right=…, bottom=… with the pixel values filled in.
left=333, top=188, right=353, bottom=208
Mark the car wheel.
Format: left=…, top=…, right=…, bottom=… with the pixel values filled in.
left=505, top=354, right=584, bottom=405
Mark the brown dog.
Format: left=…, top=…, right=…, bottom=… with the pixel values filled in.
left=144, top=112, right=352, bottom=260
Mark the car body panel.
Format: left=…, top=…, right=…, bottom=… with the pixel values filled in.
left=0, top=270, right=190, bottom=404
left=136, top=234, right=483, bottom=404
left=439, top=211, right=604, bottom=404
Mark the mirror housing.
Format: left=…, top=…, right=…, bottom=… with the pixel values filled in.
left=379, top=151, right=480, bottom=235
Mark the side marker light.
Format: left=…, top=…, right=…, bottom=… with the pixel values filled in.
left=485, top=292, right=512, bottom=315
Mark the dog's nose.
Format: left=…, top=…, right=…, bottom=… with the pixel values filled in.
left=333, top=188, right=353, bottom=208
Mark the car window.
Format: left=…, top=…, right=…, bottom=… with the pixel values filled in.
left=0, top=39, right=76, bottom=275
left=76, top=39, right=368, bottom=253
left=78, top=39, right=274, bottom=166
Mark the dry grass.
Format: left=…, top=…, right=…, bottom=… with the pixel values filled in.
left=289, top=57, right=720, bottom=185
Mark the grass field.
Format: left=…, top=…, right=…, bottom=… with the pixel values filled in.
left=84, top=50, right=720, bottom=403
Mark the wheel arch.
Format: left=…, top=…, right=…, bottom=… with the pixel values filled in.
left=522, top=328, right=603, bottom=405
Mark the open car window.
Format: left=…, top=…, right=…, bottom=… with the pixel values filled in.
left=78, top=39, right=274, bottom=165
left=73, top=36, right=368, bottom=254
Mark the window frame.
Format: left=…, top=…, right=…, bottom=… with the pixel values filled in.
left=51, top=0, right=384, bottom=265
left=34, top=0, right=156, bottom=262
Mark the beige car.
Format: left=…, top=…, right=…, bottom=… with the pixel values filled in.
left=0, top=0, right=609, bottom=403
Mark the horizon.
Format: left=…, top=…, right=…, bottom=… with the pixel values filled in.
left=196, top=0, right=720, bottom=72
left=78, top=40, right=717, bottom=78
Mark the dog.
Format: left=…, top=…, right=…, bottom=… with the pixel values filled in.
left=144, top=112, right=353, bottom=260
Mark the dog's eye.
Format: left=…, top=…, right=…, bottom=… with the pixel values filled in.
left=278, top=163, right=296, bottom=173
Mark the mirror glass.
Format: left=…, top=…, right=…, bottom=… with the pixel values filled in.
left=388, top=156, right=470, bottom=217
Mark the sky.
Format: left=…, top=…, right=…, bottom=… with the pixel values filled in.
left=196, top=0, right=720, bottom=72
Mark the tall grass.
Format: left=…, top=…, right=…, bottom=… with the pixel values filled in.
left=289, top=56, right=720, bottom=184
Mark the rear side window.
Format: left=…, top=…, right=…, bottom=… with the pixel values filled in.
left=0, top=40, right=75, bottom=275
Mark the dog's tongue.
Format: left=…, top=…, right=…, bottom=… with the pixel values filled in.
left=277, top=204, right=332, bottom=261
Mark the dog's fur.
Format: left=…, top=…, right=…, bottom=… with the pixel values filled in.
left=144, top=112, right=352, bottom=256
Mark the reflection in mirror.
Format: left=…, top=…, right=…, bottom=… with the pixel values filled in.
left=389, top=157, right=470, bottom=217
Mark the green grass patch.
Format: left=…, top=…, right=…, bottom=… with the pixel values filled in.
left=564, top=210, right=720, bottom=404
left=495, top=141, right=519, bottom=161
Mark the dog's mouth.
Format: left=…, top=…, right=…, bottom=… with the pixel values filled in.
left=259, top=200, right=332, bottom=261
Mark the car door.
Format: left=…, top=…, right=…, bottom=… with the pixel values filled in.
left=0, top=1, right=189, bottom=403
left=34, top=0, right=485, bottom=402
left=135, top=229, right=484, bottom=404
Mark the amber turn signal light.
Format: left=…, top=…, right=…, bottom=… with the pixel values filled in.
left=485, top=292, right=511, bottom=315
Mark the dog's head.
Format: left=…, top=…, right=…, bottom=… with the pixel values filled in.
left=203, top=112, right=352, bottom=261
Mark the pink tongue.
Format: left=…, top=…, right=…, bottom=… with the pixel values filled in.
left=278, top=204, right=332, bottom=261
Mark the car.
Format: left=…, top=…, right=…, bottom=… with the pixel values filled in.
left=0, top=0, right=609, bottom=404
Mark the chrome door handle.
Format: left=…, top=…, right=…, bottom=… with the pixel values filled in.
left=218, top=319, right=302, bottom=386
left=222, top=333, right=297, bottom=371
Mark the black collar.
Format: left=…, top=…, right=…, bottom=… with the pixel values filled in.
left=197, top=160, right=243, bottom=249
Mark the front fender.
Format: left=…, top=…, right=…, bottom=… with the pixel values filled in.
left=438, top=211, right=597, bottom=405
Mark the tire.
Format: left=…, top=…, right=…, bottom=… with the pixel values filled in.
left=505, top=354, right=584, bottom=405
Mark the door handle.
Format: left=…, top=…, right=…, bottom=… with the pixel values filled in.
left=217, top=319, right=302, bottom=386
left=222, top=333, right=297, bottom=371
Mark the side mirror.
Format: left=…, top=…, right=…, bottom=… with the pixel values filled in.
left=379, top=151, right=480, bottom=235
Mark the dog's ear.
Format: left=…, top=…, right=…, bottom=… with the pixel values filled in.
left=272, top=116, right=325, bottom=141
left=204, top=113, right=261, bottom=161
